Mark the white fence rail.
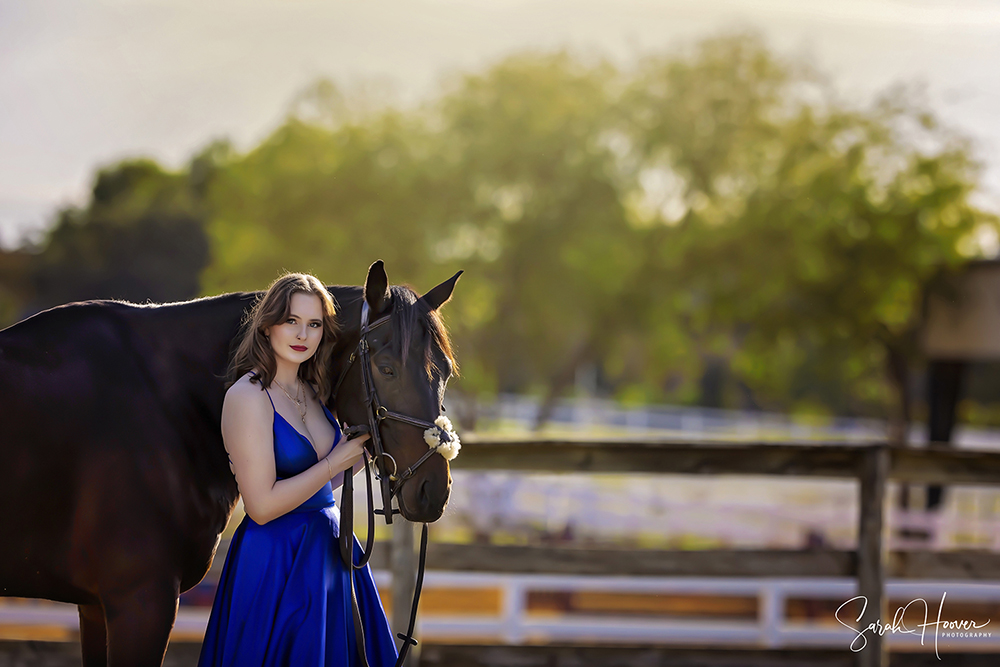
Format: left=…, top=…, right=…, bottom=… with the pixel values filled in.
left=470, top=393, right=1000, bottom=449
left=3, top=573, right=996, bottom=652
left=394, top=572, right=1000, bottom=652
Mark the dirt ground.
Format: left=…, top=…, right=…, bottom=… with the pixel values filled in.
left=0, top=642, right=997, bottom=667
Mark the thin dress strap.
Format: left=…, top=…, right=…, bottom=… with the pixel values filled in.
left=250, top=371, right=276, bottom=410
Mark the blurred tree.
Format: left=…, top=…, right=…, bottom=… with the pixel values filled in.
left=624, top=34, right=998, bottom=441
left=26, top=159, right=210, bottom=312
left=8, top=34, right=993, bottom=436
left=433, top=51, right=645, bottom=426
left=0, top=248, right=32, bottom=326
left=197, top=37, right=997, bottom=434
left=199, top=94, right=453, bottom=295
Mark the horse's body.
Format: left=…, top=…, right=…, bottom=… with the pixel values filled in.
left=0, top=264, right=459, bottom=666
left=0, top=292, right=252, bottom=663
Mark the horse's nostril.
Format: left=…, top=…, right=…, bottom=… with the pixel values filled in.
left=419, top=478, right=432, bottom=512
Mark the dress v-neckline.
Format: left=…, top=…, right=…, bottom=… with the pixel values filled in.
left=273, top=403, right=339, bottom=460
left=251, top=373, right=339, bottom=461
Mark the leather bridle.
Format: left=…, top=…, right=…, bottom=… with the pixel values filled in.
left=332, top=300, right=457, bottom=518
left=330, top=299, right=454, bottom=667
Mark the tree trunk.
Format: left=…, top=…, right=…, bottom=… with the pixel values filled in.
left=884, top=342, right=911, bottom=447
left=884, top=340, right=917, bottom=542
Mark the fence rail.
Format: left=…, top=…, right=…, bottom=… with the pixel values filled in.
left=368, top=544, right=1000, bottom=580
left=453, top=435, right=1000, bottom=483
left=391, top=435, right=1000, bottom=667
left=4, top=436, right=997, bottom=667
left=394, top=572, right=1000, bottom=651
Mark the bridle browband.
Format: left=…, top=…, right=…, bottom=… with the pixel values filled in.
left=330, top=298, right=455, bottom=667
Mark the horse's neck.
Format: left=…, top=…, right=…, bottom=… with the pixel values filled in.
left=326, top=285, right=365, bottom=403
left=329, top=284, right=364, bottom=343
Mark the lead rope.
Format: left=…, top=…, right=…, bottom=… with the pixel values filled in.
left=393, top=524, right=428, bottom=667
left=339, top=427, right=428, bottom=667
left=338, top=445, right=428, bottom=667
left=339, top=426, right=376, bottom=667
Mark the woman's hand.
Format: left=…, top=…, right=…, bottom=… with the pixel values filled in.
left=324, top=432, right=369, bottom=478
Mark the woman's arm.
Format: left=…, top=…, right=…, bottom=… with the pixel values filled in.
left=223, top=382, right=367, bottom=525
left=329, top=459, right=367, bottom=493
left=325, top=408, right=366, bottom=492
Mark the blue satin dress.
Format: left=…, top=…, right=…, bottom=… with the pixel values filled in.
left=198, top=386, right=398, bottom=667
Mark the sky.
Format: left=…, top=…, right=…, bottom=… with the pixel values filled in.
left=2, top=0, right=1000, bottom=248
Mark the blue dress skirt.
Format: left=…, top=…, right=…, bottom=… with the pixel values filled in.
left=198, top=390, right=398, bottom=667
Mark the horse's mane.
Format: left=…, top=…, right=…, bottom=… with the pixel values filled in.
left=388, top=284, right=459, bottom=379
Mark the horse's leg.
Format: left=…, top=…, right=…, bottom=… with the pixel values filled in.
left=103, top=581, right=179, bottom=667
left=79, top=603, right=108, bottom=667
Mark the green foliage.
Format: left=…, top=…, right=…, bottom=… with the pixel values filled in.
left=433, top=52, right=640, bottom=401
left=0, top=248, right=32, bottom=325
left=3, top=34, right=996, bottom=426
left=24, top=159, right=210, bottom=311
left=620, top=35, right=996, bottom=419
left=200, top=108, right=452, bottom=294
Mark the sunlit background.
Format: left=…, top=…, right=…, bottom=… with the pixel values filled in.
left=5, top=0, right=1000, bottom=248
left=2, top=0, right=1000, bottom=662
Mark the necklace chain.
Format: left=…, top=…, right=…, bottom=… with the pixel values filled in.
left=274, top=378, right=307, bottom=424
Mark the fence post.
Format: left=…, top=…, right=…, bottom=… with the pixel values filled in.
left=392, top=519, right=419, bottom=667
left=857, top=445, right=890, bottom=667
left=759, top=583, right=782, bottom=648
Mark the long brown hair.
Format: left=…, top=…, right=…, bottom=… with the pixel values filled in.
left=227, top=273, right=340, bottom=400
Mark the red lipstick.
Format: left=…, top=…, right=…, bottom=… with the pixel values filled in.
left=291, top=345, right=308, bottom=352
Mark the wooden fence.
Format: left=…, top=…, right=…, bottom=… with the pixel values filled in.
left=383, top=436, right=1000, bottom=667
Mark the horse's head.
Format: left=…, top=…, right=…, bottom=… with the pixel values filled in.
left=334, top=261, right=461, bottom=523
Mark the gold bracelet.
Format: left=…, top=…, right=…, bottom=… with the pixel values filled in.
left=325, top=456, right=334, bottom=480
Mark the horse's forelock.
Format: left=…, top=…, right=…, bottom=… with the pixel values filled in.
left=388, top=285, right=458, bottom=380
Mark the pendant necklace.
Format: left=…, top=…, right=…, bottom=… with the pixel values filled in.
left=275, top=378, right=307, bottom=423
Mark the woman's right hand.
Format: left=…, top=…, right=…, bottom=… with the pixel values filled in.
left=325, top=432, right=369, bottom=477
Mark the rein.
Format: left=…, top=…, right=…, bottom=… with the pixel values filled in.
left=331, top=300, right=456, bottom=667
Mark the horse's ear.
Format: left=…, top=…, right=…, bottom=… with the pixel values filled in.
left=364, top=260, right=390, bottom=314
left=419, top=270, right=463, bottom=312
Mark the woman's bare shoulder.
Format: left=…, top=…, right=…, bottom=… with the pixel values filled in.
left=222, top=375, right=273, bottom=450
left=225, top=374, right=271, bottom=413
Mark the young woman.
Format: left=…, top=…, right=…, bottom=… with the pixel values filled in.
left=198, top=273, right=398, bottom=666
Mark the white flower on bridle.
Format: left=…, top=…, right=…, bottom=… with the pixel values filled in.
left=423, top=415, right=461, bottom=460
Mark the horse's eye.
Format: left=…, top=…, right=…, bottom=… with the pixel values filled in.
left=441, top=404, right=446, bottom=413
left=380, top=366, right=394, bottom=377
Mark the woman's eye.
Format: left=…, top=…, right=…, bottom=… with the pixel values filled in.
left=310, top=322, right=322, bottom=328
left=286, top=318, right=296, bottom=324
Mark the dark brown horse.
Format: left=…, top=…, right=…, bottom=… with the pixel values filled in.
left=0, top=260, right=460, bottom=666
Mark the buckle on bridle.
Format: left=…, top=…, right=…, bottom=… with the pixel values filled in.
left=373, top=452, right=398, bottom=482
left=375, top=405, right=388, bottom=420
